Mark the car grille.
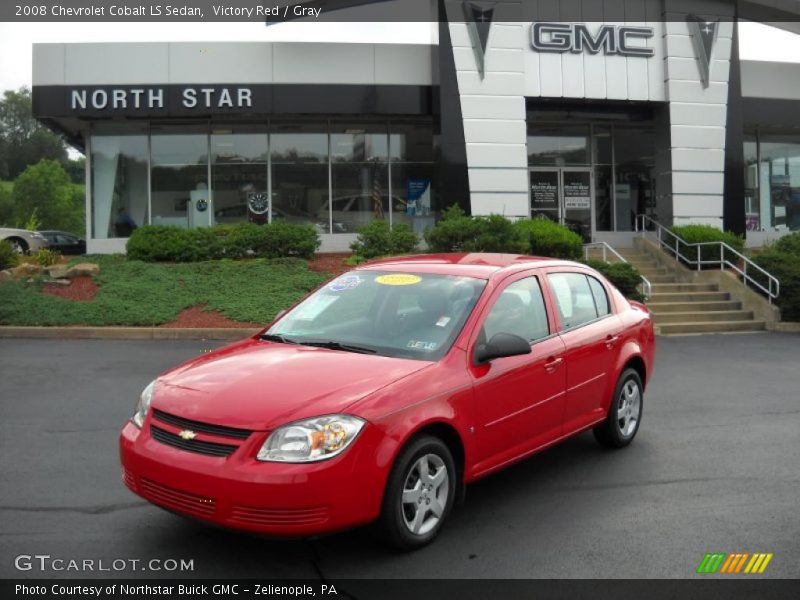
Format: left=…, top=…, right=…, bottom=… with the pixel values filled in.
left=139, top=477, right=216, bottom=517
left=152, top=409, right=252, bottom=440
left=230, top=505, right=330, bottom=527
left=150, top=425, right=239, bottom=457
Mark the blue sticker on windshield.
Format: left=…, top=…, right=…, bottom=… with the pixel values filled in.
left=327, top=275, right=362, bottom=292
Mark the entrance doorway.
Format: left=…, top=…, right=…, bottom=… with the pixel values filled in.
left=529, top=167, right=593, bottom=241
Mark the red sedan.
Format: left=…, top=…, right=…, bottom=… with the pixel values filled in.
left=120, top=253, right=655, bottom=549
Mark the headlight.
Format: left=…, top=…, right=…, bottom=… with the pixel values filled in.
left=257, top=415, right=365, bottom=463
left=132, top=380, right=156, bottom=428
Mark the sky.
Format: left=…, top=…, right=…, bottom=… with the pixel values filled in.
left=0, top=20, right=799, bottom=92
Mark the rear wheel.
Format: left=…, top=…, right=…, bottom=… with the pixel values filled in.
left=378, top=435, right=456, bottom=550
left=7, top=238, right=28, bottom=255
left=593, top=368, right=643, bottom=448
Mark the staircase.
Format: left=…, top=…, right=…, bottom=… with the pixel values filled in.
left=614, top=249, right=766, bottom=335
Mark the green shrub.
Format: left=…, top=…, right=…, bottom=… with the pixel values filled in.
left=752, top=250, right=800, bottom=322
left=670, top=224, right=745, bottom=267
left=583, top=259, right=646, bottom=302
left=424, top=205, right=528, bottom=254
left=34, top=247, right=61, bottom=267
left=771, top=231, right=800, bottom=256
left=126, top=222, right=320, bottom=262
left=349, top=220, right=418, bottom=259
left=515, top=218, right=583, bottom=260
left=0, top=239, right=20, bottom=270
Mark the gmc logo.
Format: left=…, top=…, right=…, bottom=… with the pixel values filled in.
left=531, top=23, right=655, bottom=57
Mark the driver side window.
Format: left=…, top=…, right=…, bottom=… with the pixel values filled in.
left=482, top=277, right=550, bottom=343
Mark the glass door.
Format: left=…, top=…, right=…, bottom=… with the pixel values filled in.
left=528, top=167, right=594, bottom=242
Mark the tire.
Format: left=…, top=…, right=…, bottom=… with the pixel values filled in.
left=7, top=238, right=28, bottom=255
left=378, top=435, right=456, bottom=551
left=593, top=368, right=644, bottom=449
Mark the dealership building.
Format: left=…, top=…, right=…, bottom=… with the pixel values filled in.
left=31, top=1, right=800, bottom=254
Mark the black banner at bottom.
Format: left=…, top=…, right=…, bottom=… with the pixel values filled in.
left=4, top=579, right=800, bottom=600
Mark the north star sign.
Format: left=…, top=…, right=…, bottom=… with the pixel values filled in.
left=531, top=23, right=655, bottom=57
left=69, top=86, right=253, bottom=111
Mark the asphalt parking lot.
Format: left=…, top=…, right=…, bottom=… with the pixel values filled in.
left=1, top=333, right=798, bottom=579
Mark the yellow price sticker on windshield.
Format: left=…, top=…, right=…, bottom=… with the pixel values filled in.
left=375, top=274, right=422, bottom=286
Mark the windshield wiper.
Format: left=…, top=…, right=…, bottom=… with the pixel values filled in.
left=298, top=340, right=378, bottom=355
left=259, top=333, right=298, bottom=344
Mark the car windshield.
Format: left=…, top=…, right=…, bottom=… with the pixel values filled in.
left=266, top=270, right=487, bottom=361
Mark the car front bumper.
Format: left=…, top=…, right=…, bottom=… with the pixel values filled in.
left=119, top=418, right=388, bottom=536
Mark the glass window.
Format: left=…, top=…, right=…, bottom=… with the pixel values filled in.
left=210, top=132, right=268, bottom=226
left=151, top=133, right=208, bottom=229
left=547, top=273, right=598, bottom=329
left=527, top=123, right=590, bottom=166
left=593, top=125, right=612, bottom=165
left=587, top=276, right=610, bottom=317
left=482, top=277, right=549, bottom=343
left=594, top=165, right=613, bottom=231
left=330, top=123, right=389, bottom=233
left=270, top=123, right=331, bottom=234
left=91, top=134, right=149, bottom=239
left=613, top=126, right=655, bottom=231
left=759, top=135, right=800, bottom=231
left=267, top=271, right=486, bottom=361
left=390, top=121, right=436, bottom=232
left=744, top=136, right=759, bottom=231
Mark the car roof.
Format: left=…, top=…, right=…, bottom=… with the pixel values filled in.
left=355, top=253, right=590, bottom=280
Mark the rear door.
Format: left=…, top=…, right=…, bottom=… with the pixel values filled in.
left=543, top=269, right=624, bottom=434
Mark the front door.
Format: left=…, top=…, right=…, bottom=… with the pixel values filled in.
left=529, top=168, right=593, bottom=242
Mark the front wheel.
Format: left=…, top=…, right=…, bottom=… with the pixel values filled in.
left=378, top=435, right=456, bottom=550
left=593, top=368, right=643, bottom=448
left=8, top=238, right=28, bottom=255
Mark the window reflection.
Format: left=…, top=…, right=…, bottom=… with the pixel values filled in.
left=211, top=132, right=268, bottom=226
left=151, top=133, right=208, bottom=229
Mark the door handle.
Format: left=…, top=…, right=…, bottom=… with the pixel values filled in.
left=605, top=335, right=620, bottom=349
left=544, top=357, right=564, bottom=373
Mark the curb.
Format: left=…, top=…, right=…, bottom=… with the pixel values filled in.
left=0, top=326, right=261, bottom=341
left=769, top=322, right=800, bottom=333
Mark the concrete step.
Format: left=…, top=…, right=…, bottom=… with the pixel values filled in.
left=643, top=274, right=678, bottom=284
left=648, top=291, right=730, bottom=303
left=656, top=320, right=766, bottom=335
left=650, top=283, right=719, bottom=293
left=625, top=259, right=660, bottom=268
left=646, top=300, right=742, bottom=313
left=652, top=310, right=754, bottom=324
left=637, top=268, right=671, bottom=277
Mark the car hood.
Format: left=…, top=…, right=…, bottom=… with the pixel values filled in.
left=151, top=338, right=431, bottom=431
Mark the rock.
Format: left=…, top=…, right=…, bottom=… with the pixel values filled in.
left=45, top=265, right=70, bottom=279
left=10, top=263, right=42, bottom=278
left=47, top=278, right=72, bottom=286
left=0, top=269, right=12, bottom=282
left=65, top=263, right=100, bottom=278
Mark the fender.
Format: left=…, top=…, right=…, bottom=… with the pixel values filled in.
left=605, top=335, right=645, bottom=413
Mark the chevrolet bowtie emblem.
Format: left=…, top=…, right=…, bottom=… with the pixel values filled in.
left=178, top=429, right=197, bottom=440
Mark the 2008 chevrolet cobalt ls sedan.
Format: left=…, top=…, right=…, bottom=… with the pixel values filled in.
left=120, top=253, right=655, bottom=549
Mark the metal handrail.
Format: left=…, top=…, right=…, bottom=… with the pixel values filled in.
left=583, top=241, right=652, bottom=300
left=634, top=214, right=780, bottom=303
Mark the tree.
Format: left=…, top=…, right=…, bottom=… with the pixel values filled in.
left=12, top=160, right=84, bottom=233
left=0, top=87, right=67, bottom=180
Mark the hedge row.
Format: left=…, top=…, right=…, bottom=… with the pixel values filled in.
left=670, top=224, right=745, bottom=267
left=126, top=222, right=320, bottom=262
left=752, top=232, right=800, bottom=322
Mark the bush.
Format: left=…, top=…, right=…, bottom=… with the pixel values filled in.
left=126, top=222, right=320, bottom=262
left=34, top=247, right=60, bottom=267
left=349, top=220, right=418, bottom=259
left=514, top=218, right=583, bottom=260
left=424, top=205, right=528, bottom=254
left=771, top=231, right=800, bottom=256
left=752, top=250, right=800, bottom=322
left=0, top=239, right=20, bottom=270
left=584, top=259, right=646, bottom=302
left=12, top=160, right=84, bottom=233
left=670, top=224, right=745, bottom=267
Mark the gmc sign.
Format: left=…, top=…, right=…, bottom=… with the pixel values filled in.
left=531, top=23, right=655, bottom=57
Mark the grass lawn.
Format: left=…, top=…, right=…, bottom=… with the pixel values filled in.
left=0, top=255, right=330, bottom=326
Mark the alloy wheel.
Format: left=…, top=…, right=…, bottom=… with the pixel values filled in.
left=401, top=453, right=449, bottom=536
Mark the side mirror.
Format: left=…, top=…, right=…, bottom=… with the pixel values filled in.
left=474, top=332, right=531, bottom=364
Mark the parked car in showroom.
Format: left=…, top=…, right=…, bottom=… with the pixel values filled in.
left=120, top=253, right=655, bottom=549
left=0, top=227, right=48, bottom=254
left=39, top=230, right=86, bottom=255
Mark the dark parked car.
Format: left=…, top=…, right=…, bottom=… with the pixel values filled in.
left=40, top=230, right=86, bottom=255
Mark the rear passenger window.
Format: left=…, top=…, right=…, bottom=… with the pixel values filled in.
left=547, top=273, right=599, bottom=329
left=587, top=276, right=610, bottom=317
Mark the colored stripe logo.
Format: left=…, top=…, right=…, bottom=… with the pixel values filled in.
left=696, top=553, right=773, bottom=574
